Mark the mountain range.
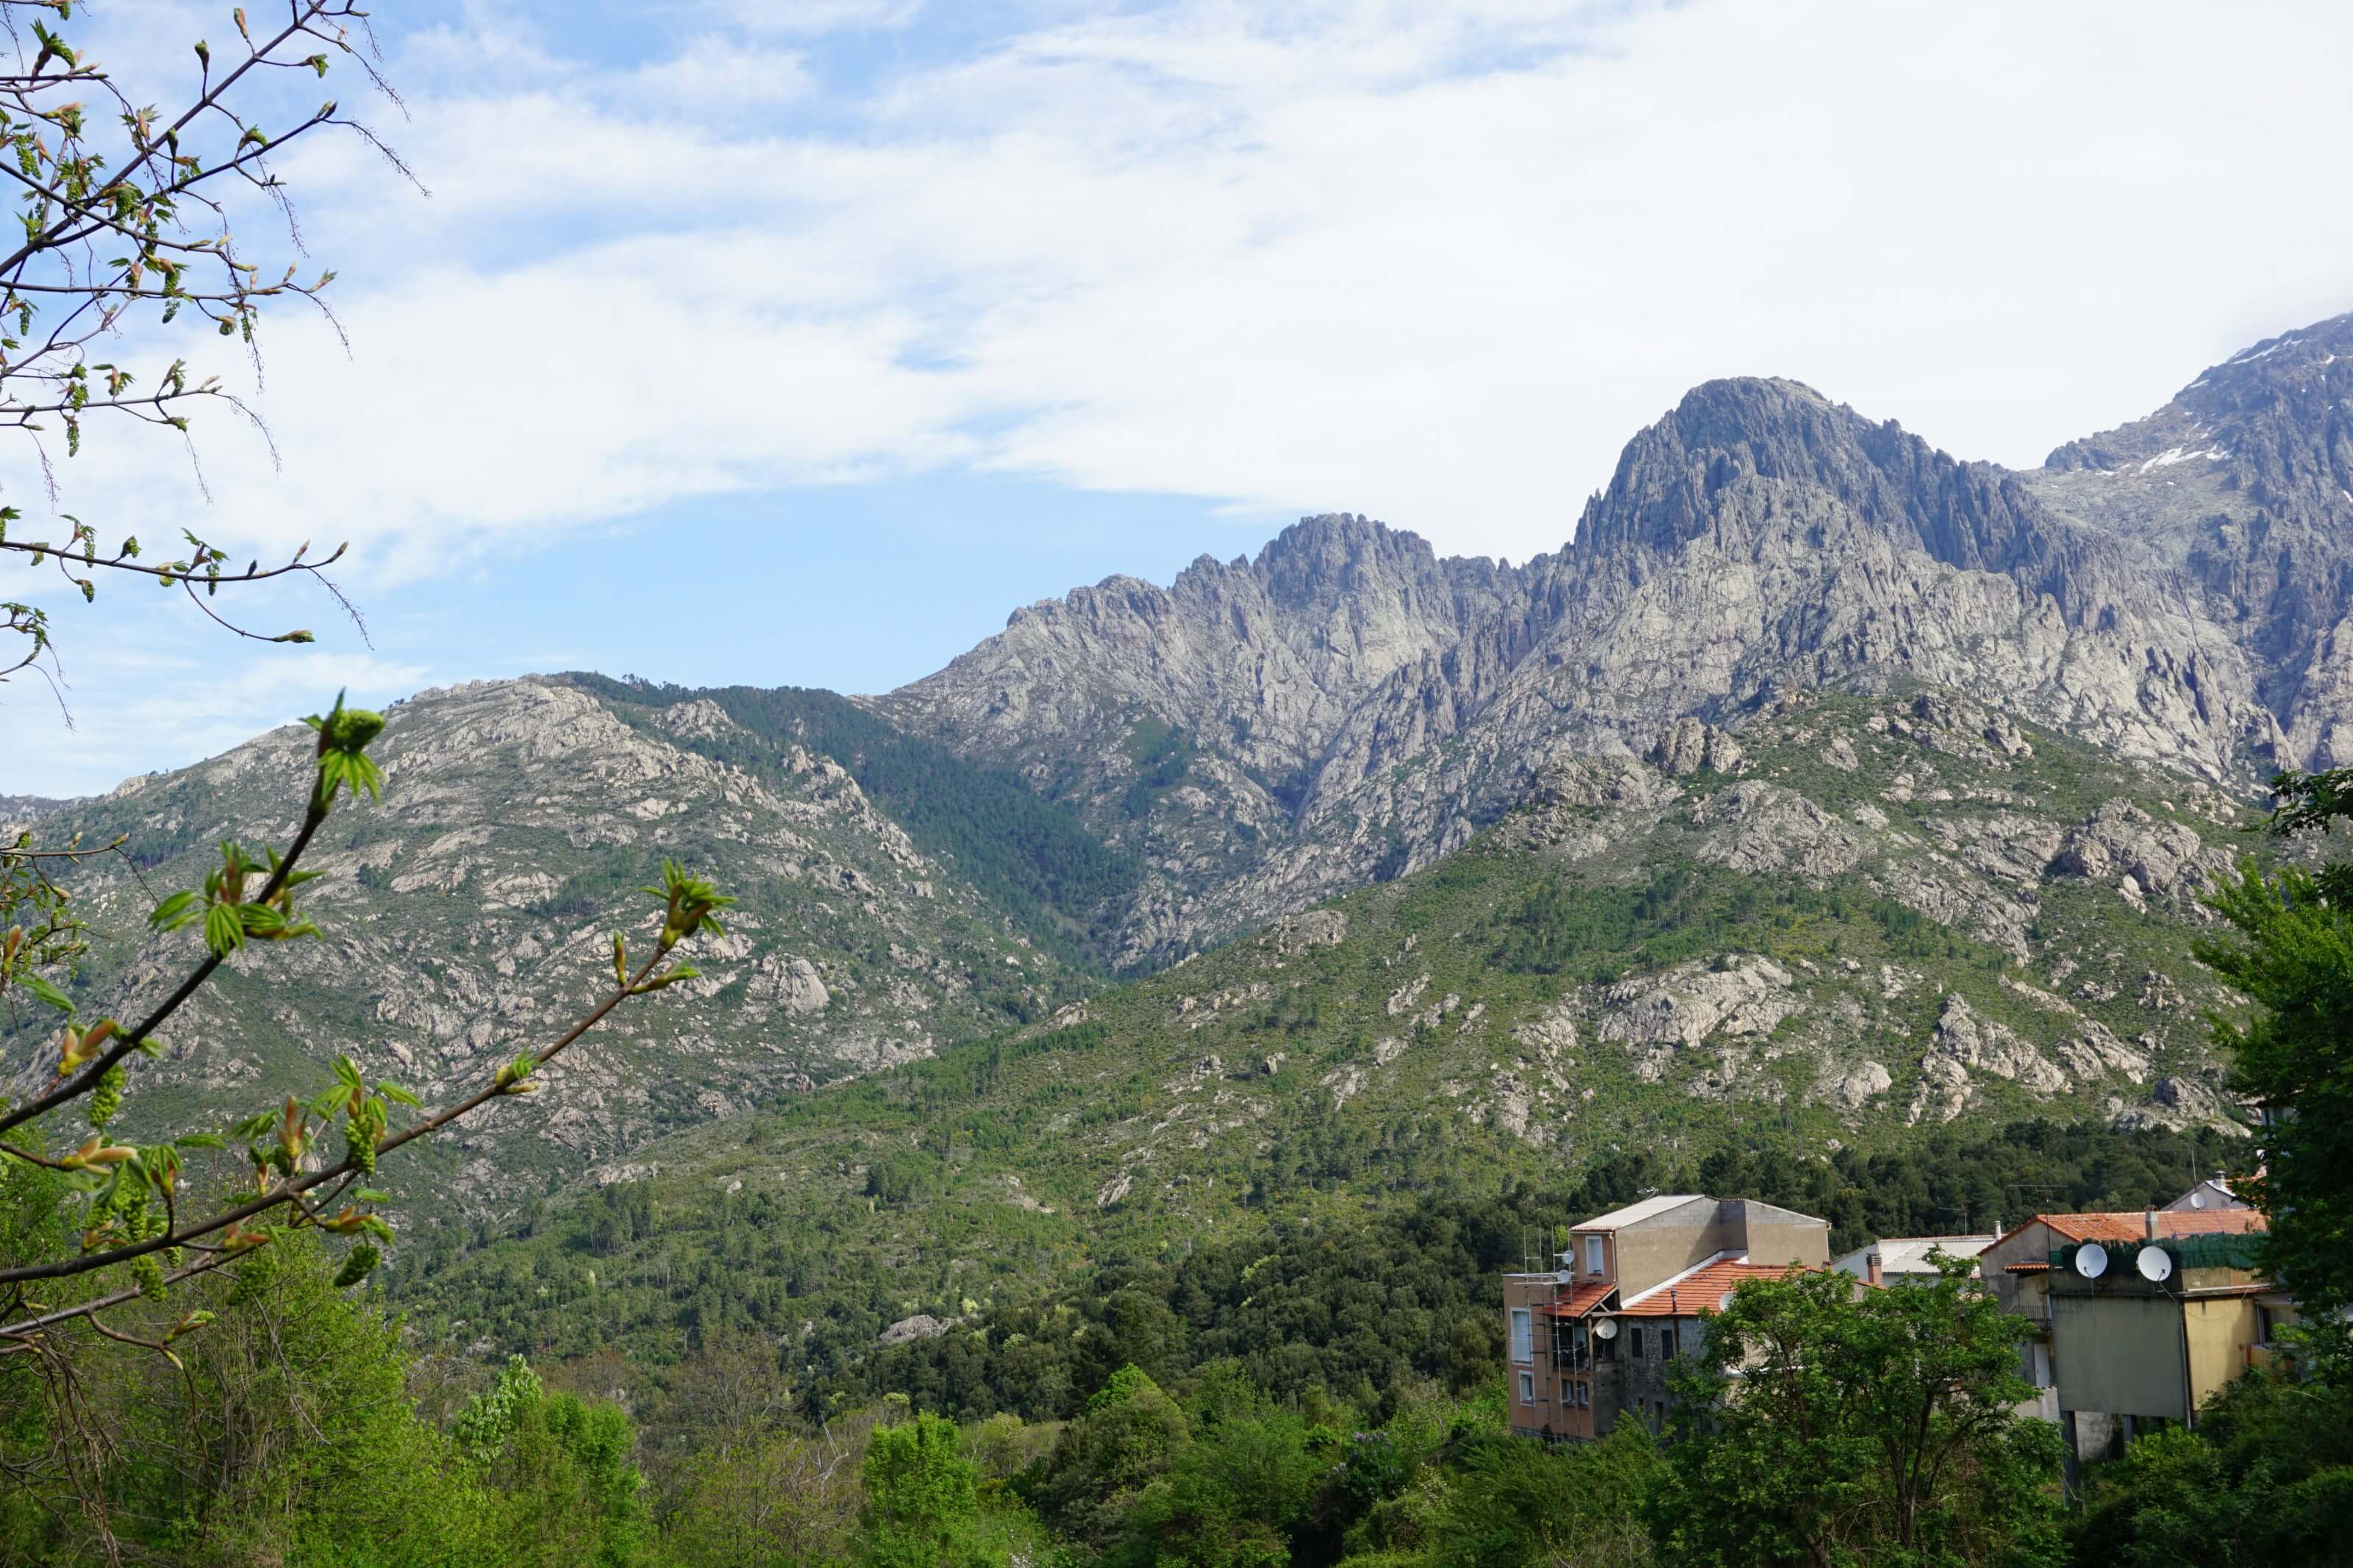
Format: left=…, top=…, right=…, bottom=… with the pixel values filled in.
left=887, top=309, right=2353, bottom=967
left=11, top=306, right=2352, bottom=1239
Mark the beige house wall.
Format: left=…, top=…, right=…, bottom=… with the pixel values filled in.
left=1580, top=1199, right=1830, bottom=1297
left=2184, top=1296, right=2261, bottom=1406
left=1585, top=1199, right=1723, bottom=1296
left=1739, top=1206, right=1831, bottom=1270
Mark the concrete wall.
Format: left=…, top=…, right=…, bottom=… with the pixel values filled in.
left=1599, top=1199, right=1729, bottom=1297
left=1597, top=1199, right=1829, bottom=1297
left=1736, top=1201, right=1831, bottom=1269
left=1503, top=1276, right=1552, bottom=1436
left=2052, top=1294, right=2188, bottom=1422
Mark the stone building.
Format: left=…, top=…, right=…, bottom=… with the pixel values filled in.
left=1504, top=1195, right=1831, bottom=1441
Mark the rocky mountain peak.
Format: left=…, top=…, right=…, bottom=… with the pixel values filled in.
left=1569, top=375, right=2064, bottom=586
left=2045, top=307, right=2353, bottom=487
left=1250, top=512, right=1435, bottom=602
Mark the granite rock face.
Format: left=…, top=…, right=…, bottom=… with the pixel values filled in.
left=7, top=679, right=1071, bottom=1210
left=880, top=311, right=2353, bottom=964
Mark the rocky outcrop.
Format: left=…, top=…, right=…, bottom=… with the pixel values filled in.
left=1691, top=782, right=1866, bottom=881
left=1824, top=1059, right=1893, bottom=1111
left=1650, top=719, right=1746, bottom=778
left=7, top=679, right=1068, bottom=1216
left=1908, top=995, right=2067, bottom=1124
left=879, top=1313, right=956, bottom=1345
left=1590, top=958, right=1801, bottom=1085
left=2051, top=799, right=2232, bottom=912
left=0, top=793, right=72, bottom=840
left=1257, top=910, right=1349, bottom=954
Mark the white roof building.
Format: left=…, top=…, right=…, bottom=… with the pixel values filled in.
left=2162, top=1178, right=2251, bottom=1214
left=1832, top=1235, right=1999, bottom=1284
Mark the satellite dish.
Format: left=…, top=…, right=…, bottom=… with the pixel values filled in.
left=2072, top=1242, right=2110, bottom=1280
left=1592, top=1318, right=1619, bottom=1340
left=2136, top=1247, right=2175, bottom=1284
left=1718, top=1290, right=1739, bottom=1313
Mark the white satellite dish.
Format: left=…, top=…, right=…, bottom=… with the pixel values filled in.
left=1718, top=1290, right=1739, bottom=1313
left=2136, top=1247, right=2175, bottom=1284
left=2072, top=1242, right=2110, bottom=1280
left=1592, top=1317, right=1619, bottom=1340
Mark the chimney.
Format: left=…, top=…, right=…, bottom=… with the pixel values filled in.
left=1865, top=1249, right=1883, bottom=1288
left=2145, top=1210, right=2161, bottom=1242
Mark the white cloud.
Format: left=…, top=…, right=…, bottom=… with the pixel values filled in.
left=8, top=0, right=2353, bottom=721
left=713, top=0, right=924, bottom=37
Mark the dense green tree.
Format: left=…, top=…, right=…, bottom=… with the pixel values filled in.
left=100, top=1234, right=472, bottom=1568
left=1111, top=1412, right=1324, bottom=1568
left=860, top=1411, right=991, bottom=1568
left=2074, top=1317, right=2353, bottom=1567
left=1655, top=1262, right=2066, bottom=1568
left=1033, top=1365, right=1193, bottom=1547
left=1409, top=1422, right=1661, bottom=1568
left=460, top=1356, right=651, bottom=1568
left=2198, top=766, right=2353, bottom=1308
left=660, top=1428, right=861, bottom=1568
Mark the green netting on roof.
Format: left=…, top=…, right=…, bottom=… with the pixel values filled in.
left=2048, top=1234, right=2266, bottom=1274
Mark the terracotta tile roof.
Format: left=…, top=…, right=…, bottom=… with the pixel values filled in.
left=1988, top=1208, right=2266, bottom=1253
left=1540, top=1282, right=1615, bottom=1318
left=1618, top=1260, right=1813, bottom=1317
left=2006, top=1261, right=2053, bottom=1273
left=2040, top=1209, right=2266, bottom=1244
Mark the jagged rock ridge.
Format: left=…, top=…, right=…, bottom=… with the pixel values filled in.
left=881, top=310, right=2353, bottom=963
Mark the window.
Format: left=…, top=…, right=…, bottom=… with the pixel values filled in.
left=1584, top=1235, right=1606, bottom=1275
left=2030, top=1342, right=2052, bottom=1388
left=1518, top=1371, right=1535, bottom=1403
left=1510, top=1307, right=1533, bottom=1363
left=1662, top=1321, right=1678, bottom=1360
left=1577, top=1381, right=1590, bottom=1408
left=1630, top=1325, right=1646, bottom=1359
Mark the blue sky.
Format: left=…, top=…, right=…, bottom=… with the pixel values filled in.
left=7, top=0, right=2353, bottom=795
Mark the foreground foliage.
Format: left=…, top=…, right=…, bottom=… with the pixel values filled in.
left=2198, top=767, right=2353, bottom=1309
left=1657, top=1263, right=2065, bottom=1568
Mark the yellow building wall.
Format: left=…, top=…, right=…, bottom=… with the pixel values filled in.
left=2184, top=1297, right=2261, bottom=1408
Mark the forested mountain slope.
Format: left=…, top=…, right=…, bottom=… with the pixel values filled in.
left=401, top=687, right=2263, bottom=1372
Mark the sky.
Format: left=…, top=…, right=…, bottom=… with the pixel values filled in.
left=5, top=0, right=2353, bottom=796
